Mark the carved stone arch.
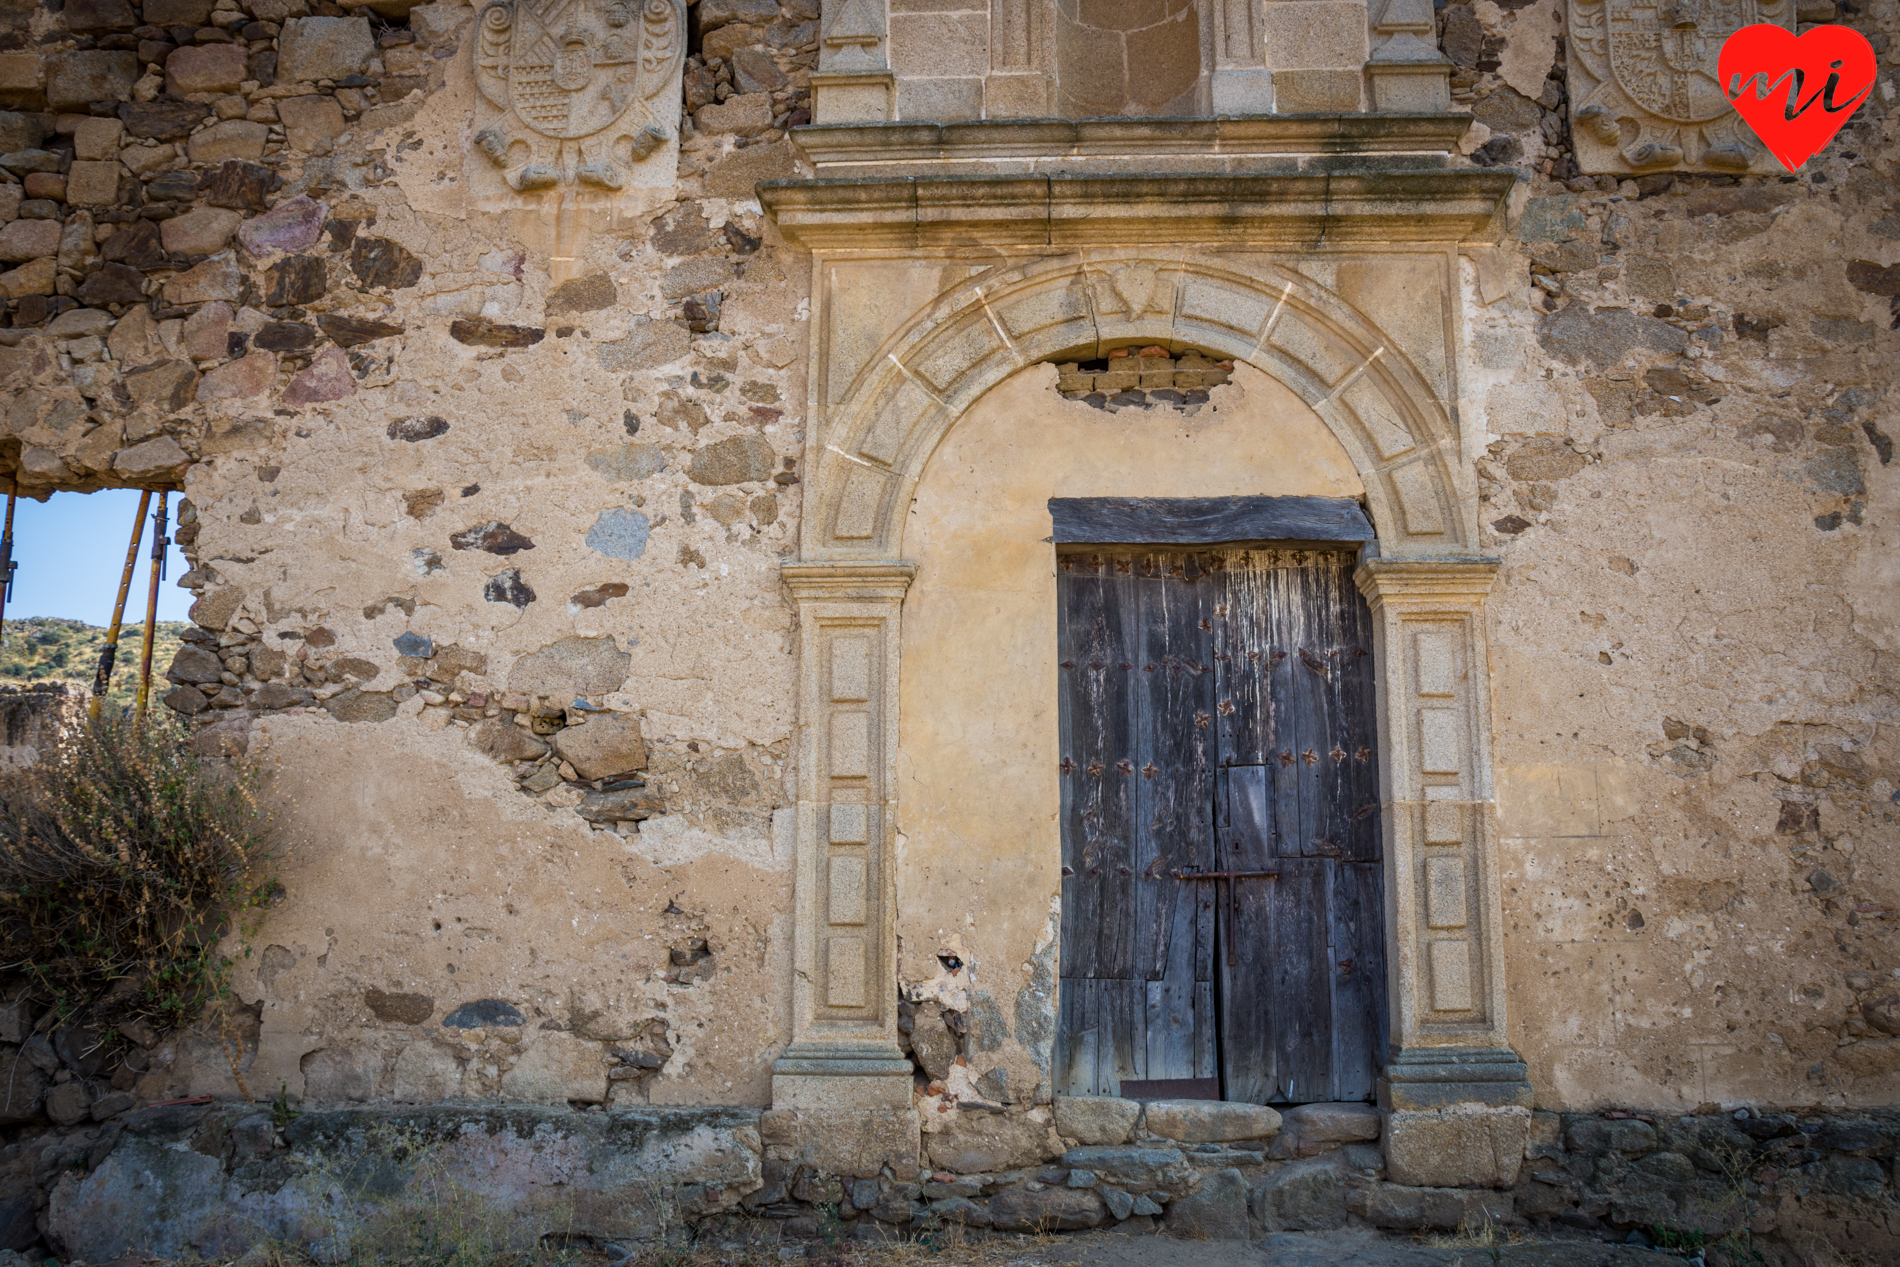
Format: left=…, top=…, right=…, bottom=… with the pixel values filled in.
left=803, top=251, right=1471, bottom=563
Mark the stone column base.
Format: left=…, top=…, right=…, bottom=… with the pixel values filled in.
left=771, top=1041, right=913, bottom=1108
left=1383, top=1104, right=1531, bottom=1188
left=760, top=1105, right=922, bottom=1180
left=1377, top=1046, right=1534, bottom=1111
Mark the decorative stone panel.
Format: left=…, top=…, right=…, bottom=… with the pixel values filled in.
left=1566, top=0, right=1792, bottom=175
left=467, top=0, right=688, bottom=202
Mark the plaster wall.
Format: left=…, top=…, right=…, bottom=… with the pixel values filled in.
left=894, top=362, right=1365, bottom=1102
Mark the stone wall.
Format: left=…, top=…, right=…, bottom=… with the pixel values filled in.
left=0, top=0, right=1889, bottom=1217
left=0, top=681, right=83, bottom=768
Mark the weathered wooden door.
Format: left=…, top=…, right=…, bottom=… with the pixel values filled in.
left=1055, top=546, right=1387, bottom=1104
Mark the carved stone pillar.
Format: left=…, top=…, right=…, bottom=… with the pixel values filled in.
left=771, top=562, right=916, bottom=1108
left=1355, top=557, right=1531, bottom=1185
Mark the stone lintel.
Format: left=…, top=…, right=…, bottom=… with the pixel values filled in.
left=761, top=170, right=1515, bottom=249
left=790, top=114, right=1478, bottom=170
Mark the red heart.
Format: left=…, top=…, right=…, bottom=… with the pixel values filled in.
left=1720, top=23, right=1876, bottom=171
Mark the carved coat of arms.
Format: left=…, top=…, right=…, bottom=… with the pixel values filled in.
left=1567, top=0, right=1793, bottom=174
left=473, top=0, right=685, bottom=191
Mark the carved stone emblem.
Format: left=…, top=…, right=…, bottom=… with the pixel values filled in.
left=1567, top=0, right=1793, bottom=174
left=473, top=0, right=685, bottom=192
left=1091, top=263, right=1172, bottom=318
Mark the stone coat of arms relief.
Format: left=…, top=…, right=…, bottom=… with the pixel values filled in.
left=472, top=0, right=686, bottom=193
left=1567, top=0, right=1794, bottom=174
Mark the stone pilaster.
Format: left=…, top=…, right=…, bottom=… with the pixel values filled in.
left=1365, top=0, right=1453, bottom=113
left=1354, top=557, right=1531, bottom=1119
left=1209, top=0, right=1273, bottom=114
left=771, top=561, right=916, bottom=1108
left=811, top=0, right=894, bottom=123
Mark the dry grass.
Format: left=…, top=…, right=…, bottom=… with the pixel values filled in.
left=0, top=713, right=277, bottom=1036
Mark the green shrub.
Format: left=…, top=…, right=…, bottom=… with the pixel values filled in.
left=0, top=715, right=276, bottom=1034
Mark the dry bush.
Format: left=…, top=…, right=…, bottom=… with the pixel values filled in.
left=0, top=714, right=276, bottom=1034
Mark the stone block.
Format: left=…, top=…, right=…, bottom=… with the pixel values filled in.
left=238, top=193, right=327, bottom=254
left=181, top=299, right=232, bottom=360
left=391, top=1041, right=465, bottom=1101
left=1253, top=1154, right=1347, bottom=1231
left=549, top=712, right=647, bottom=780
left=1061, top=1144, right=1200, bottom=1194
left=1271, top=69, right=1363, bottom=112
left=985, top=72, right=1049, bottom=118
left=187, top=119, right=268, bottom=164
left=895, top=75, right=983, bottom=122
left=408, top=2, right=473, bottom=45
left=1260, top=2, right=1368, bottom=69
left=1359, top=1182, right=1513, bottom=1232
left=696, top=92, right=774, bottom=137
left=197, top=351, right=276, bottom=402
left=702, top=138, right=797, bottom=200
left=112, top=436, right=189, bottom=479
left=1143, top=1099, right=1282, bottom=1144
left=164, top=254, right=241, bottom=304
left=1056, top=1095, right=1141, bottom=1145
left=688, top=434, right=774, bottom=485
left=730, top=46, right=787, bottom=94
left=72, top=116, right=121, bottom=160
left=597, top=317, right=691, bottom=371
left=923, top=1107, right=1062, bottom=1173
left=275, top=93, right=346, bottom=151
left=1565, top=1117, right=1657, bottom=1157
left=1280, top=1101, right=1381, bottom=1149
left=0, top=217, right=60, bottom=262
left=63, top=159, right=120, bottom=206
left=760, top=1105, right=920, bottom=1179
left=0, top=55, right=44, bottom=109
left=144, top=0, right=214, bottom=24
left=159, top=205, right=242, bottom=255
left=45, top=1082, right=92, bottom=1126
left=505, top=634, right=630, bottom=696
left=45, top=51, right=138, bottom=112
left=499, top=1031, right=608, bottom=1104
left=1384, top=1107, right=1529, bottom=1189
left=1163, top=1167, right=1249, bottom=1240
left=277, top=16, right=375, bottom=83
left=165, top=43, right=248, bottom=95
left=0, top=256, right=55, bottom=298
left=989, top=1186, right=1104, bottom=1231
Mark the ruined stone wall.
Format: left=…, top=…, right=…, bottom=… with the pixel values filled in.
left=1447, top=0, right=1900, bottom=1108
left=0, top=0, right=821, bottom=1111
left=0, top=0, right=1892, bottom=1131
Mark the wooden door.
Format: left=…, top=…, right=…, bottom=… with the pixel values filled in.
left=1055, top=547, right=1386, bottom=1104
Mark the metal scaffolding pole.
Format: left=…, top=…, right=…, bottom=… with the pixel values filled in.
left=135, top=492, right=170, bottom=720
left=89, top=490, right=151, bottom=725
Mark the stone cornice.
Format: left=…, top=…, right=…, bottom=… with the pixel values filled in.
left=758, top=169, right=1515, bottom=249
left=781, top=561, right=918, bottom=602
left=1354, top=556, right=1502, bottom=606
left=790, top=114, right=1481, bottom=172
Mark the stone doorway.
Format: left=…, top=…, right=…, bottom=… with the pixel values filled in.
left=1052, top=511, right=1389, bottom=1107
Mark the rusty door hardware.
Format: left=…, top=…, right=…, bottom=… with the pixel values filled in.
left=1171, top=864, right=1279, bottom=965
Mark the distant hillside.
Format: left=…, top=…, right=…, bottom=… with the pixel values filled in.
left=0, top=617, right=190, bottom=713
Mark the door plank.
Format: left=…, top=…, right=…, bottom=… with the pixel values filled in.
left=1057, top=556, right=1138, bottom=980
left=1329, top=860, right=1390, bottom=1101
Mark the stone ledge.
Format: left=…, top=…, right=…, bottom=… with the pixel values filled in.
left=761, top=169, right=1516, bottom=248
left=790, top=114, right=1481, bottom=173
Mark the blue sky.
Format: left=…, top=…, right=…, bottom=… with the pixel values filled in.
left=4, top=488, right=194, bottom=627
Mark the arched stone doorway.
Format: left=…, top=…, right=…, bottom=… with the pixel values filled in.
left=761, top=170, right=1531, bottom=1155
